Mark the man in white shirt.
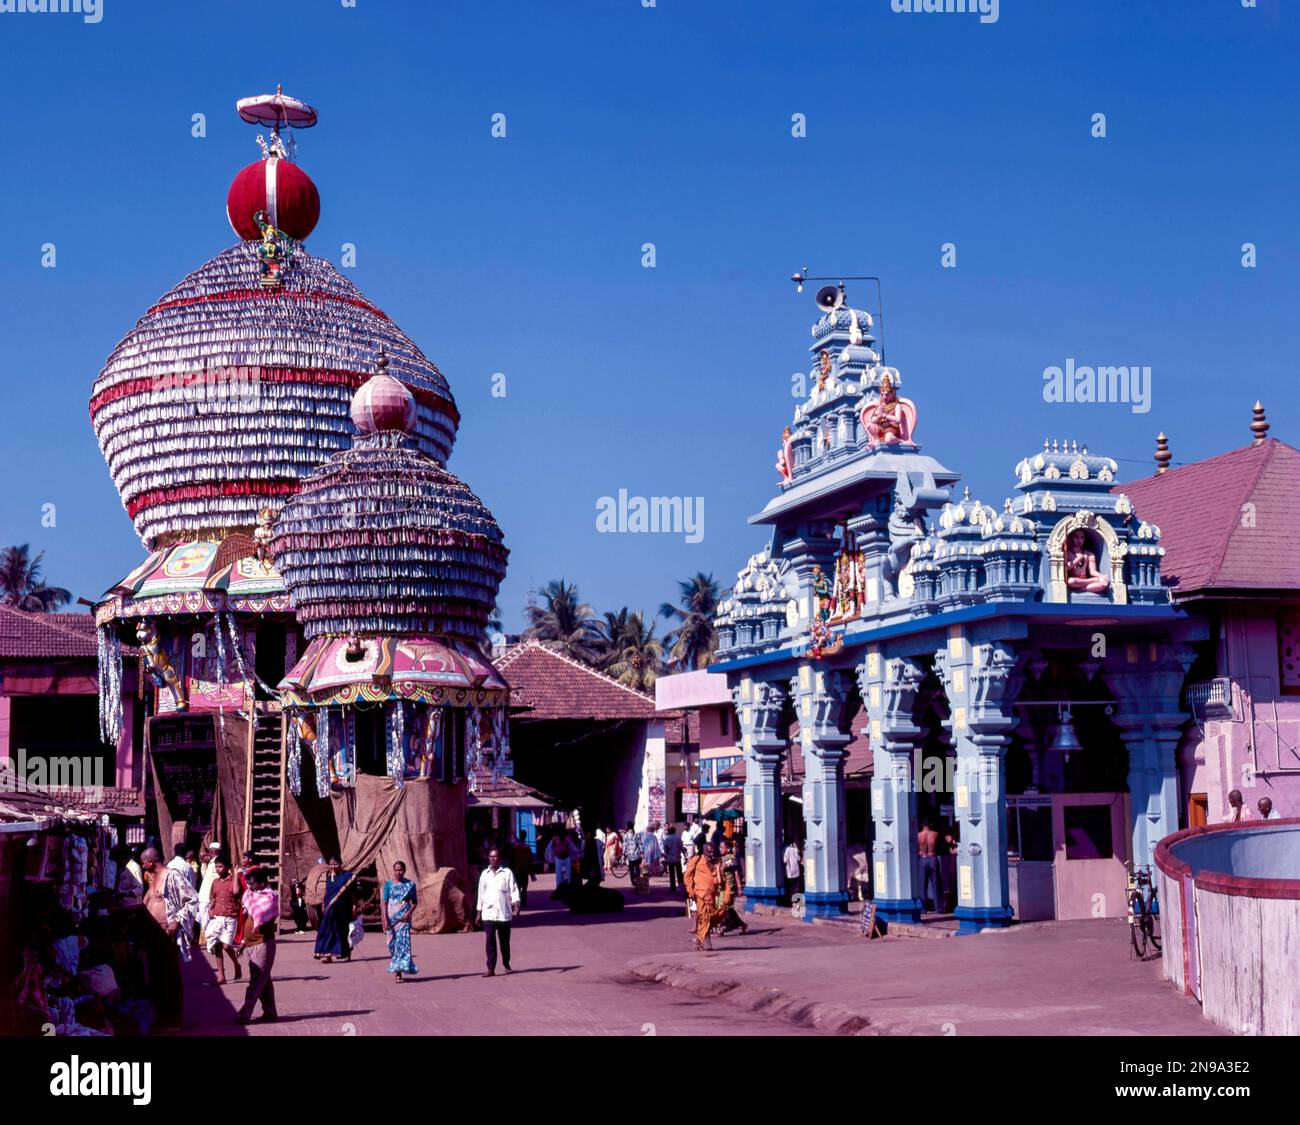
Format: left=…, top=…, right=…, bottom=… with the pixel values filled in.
left=783, top=841, right=802, bottom=900
left=1257, top=797, right=1281, bottom=821
left=682, top=818, right=702, bottom=861
left=167, top=843, right=198, bottom=889
left=476, top=847, right=520, bottom=977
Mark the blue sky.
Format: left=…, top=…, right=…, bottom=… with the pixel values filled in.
left=0, top=0, right=1295, bottom=632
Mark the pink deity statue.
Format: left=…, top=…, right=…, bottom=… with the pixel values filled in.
left=1065, top=528, right=1110, bottom=594
left=860, top=373, right=916, bottom=446
left=775, top=425, right=794, bottom=484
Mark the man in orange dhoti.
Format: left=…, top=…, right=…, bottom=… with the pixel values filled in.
left=684, top=847, right=721, bottom=952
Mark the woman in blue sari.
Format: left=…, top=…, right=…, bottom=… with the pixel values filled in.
left=381, top=861, right=418, bottom=982
left=313, top=856, right=354, bottom=964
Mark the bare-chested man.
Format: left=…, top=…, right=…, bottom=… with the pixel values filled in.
left=918, top=821, right=942, bottom=913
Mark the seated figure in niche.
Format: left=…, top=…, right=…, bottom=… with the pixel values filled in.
left=1065, top=528, right=1110, bottom=594
left=860, top=373, right=916, bottom=446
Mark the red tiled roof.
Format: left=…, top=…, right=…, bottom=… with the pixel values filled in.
left=0, top=606, right=100, bottom=659
left=467, top=761, right=562, bottom=809
left=495, top=640, right=661, bottom=722
left=0, top=767, right=145, bottom=822
left=1117, top=439, right=1300, bottom=595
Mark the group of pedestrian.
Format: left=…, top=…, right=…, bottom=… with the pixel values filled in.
left=683, top=834, right=748, bottom=951
left=135, top=842, right=279, bottom=1024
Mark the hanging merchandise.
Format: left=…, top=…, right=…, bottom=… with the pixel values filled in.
left=58, top=835, right=91, bottom=922
left=316, top=708, right=331, bottom=797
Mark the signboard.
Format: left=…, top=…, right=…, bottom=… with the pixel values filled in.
left=860, top=901, right=881, bottom=940
left=681, top=789, right=700, bottom=815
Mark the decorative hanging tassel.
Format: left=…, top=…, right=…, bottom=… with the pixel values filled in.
left=97, top=626, right=108, bottom=743
left=215, top=613, right=228, bottom=689
left=225, top=611, right=279, bottom=699
left=426, top=707, right=442, bottom=779
left=466, top=706, right=482, bottom=794
left=97, top=627, right=124, bottom=747
left=387, top=700, right=406, bottom=787
left=491, top=706, right=509, bottom=782
left=287, top=712, right=302, bottom=796
left=316, top=709, right=331, bottom=797
left=212, top=613, right=229, bottom=743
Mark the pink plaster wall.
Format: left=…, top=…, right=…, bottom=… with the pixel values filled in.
left=116, top=693, right=139, bottom=788
left=698, top=704, right=736, bottom=753
left=0, top=696, right=9, bottom=760
left=1184, top=606, right=1300, bottom=825
left=1051, top=792, right=1129, bottom=920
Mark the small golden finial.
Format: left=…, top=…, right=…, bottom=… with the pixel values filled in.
left=1154, top=432, right=1171, bottom=475
left=376, top=345, right=389, bottom=374
left=1251, top=401, right=1269, bottom=446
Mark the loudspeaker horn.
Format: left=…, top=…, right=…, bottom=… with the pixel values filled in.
left=815, top=284, right=844, bottom=313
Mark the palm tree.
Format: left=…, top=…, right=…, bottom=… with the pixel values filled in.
left=597, top=607, right=633, bottom=669
left=0, top=545, right=72, bottom=612
left=604, top=611, right=663, bottom=692
left=523, top=578, right=604, bottom=665
left=659, top=572, right=721, bottom=670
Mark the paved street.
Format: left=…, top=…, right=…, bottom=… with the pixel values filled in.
left=181, top=873, right=822, bottom=1037
left=179, top=874, right=1218, bottom=1037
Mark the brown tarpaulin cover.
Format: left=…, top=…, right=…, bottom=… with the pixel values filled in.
left=146, top=723, right=175, bottom=853
left=280, top=758, right=471, bottom=933
left=212, top=712, right=250, bottom=866
left=147, top=712, right=237, bottom=857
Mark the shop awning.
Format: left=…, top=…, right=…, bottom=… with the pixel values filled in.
left=701, top=790, right=742, bottom=815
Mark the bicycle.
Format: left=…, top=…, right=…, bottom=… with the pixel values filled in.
left=1126, top=862, right=1161, bottom=960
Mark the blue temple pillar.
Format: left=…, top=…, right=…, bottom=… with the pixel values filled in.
left=735, top=676, right=788, bottom=909
left=858, top=649, right=924, bottom=924
left=1103, top=641, right=1194, bottom=869
left=936, top=631, right=1021, bottom=933
left=791, top=665, right=852, bottom=919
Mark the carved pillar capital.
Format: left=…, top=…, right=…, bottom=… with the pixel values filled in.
left=858, top=649, right=925, bottom=745
left=734, top=677, right=789, bottom=750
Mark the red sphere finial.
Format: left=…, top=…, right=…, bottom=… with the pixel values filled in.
left=227, top=158, right=320, bottom=241
left=227, top=87, right=321, bottom=241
